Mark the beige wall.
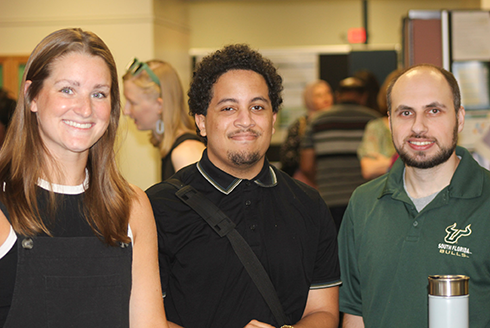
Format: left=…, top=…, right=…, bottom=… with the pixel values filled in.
left=0, top=0, right=483, bottom=189
left=154, top=0, right=192, bottom=87
left=188, top=0, right=479, bottom=49
left=482, top=0, right=490, bottom=9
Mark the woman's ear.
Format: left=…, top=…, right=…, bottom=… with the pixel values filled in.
left=25, top=81, right=38, bottom=113
left=156, top=97, right=163, bottom=114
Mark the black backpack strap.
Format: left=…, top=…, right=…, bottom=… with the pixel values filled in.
left=166, top=178, right=289, bottom=326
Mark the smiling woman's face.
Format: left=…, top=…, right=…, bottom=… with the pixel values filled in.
left=30, top=52, right=112, bottom=159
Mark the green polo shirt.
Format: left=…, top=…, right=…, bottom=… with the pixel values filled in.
left=339, top=146, right=490, bottom=328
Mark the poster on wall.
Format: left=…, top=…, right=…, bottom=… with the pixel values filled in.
left=452, top=11, right=490, bottom=61
left=452, top=61, right=490, bottom=110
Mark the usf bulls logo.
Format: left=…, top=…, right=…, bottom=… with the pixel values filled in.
left=444, top=223, right=472, bottom=244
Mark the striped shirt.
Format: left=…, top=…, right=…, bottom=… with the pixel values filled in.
left=302, top=103, right=381, bottom=207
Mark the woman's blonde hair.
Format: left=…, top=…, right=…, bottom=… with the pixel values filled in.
left=0, top=28, right=133, bottom=246
left=123, top=60, right=197, bottom=157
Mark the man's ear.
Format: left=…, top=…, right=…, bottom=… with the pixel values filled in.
left=387, top=110, right=391, bottom=132
left=195, top=114, right=207, bottom=137
left=457, top=106, right=465, bottom=133
left=272, top=112, right=277, bottom=135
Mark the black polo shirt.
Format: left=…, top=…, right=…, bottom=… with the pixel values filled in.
left=146, top=150, right=340, bottom=328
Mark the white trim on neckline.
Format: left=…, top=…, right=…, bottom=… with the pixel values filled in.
left=37, top=169, right=89, bottom=195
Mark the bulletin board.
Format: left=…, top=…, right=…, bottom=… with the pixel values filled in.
left=450, top=10, right=490, bottom=151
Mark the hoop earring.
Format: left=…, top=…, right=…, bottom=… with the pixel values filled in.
left=156, top=119, right=164, bottom=135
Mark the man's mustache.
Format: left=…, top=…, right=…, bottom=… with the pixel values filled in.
left=228, top=129, right=262, bottom=138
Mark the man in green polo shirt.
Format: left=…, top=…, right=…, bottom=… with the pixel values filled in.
left=339, top=64, right=490, bottom=328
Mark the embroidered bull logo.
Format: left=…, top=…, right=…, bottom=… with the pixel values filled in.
left=444, top=223, right=472, bottom=244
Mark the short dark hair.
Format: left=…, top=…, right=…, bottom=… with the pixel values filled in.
left=386, top=64, right=461, bottom=113
left=337, top=77, right=366, bottom=95
left=188, top=44, right=283, bottom=119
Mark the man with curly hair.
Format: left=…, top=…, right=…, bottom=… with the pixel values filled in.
left=147, top=44, right=341, bottom=328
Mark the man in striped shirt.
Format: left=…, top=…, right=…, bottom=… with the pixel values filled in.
left=300, top=77, right=380, bottom=231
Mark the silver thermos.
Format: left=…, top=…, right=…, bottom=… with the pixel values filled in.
left=428, top=275, right=469, bottom=328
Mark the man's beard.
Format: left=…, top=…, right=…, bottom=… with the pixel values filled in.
left=226, top=128, right=263, bottom=166
left=395, top=123, right=458, bottom=169
left=228, top=150, right=261, bottom=166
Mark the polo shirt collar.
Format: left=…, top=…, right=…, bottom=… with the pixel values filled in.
left=380, top=146, right=484, bottom=200
left=197, top=149, right=277, bottom=195
left=447, top=146, right=484, bottom=199
left=380, top=156, right=409, bottom=202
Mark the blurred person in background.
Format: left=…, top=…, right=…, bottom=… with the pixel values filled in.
left=354, top=69, right=380, bottom=112
left=301, top=77, right=380, bottom=231
left=357, top=69, right=402, bottom=180
left=280, top=80, right=333, bottom=186
left=123, top=59, right=205, bottom=181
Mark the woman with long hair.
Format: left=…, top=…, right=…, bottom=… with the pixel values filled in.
left=0, top=28, right=168, bottom=327
left=123, top=59, right=204, bottom=180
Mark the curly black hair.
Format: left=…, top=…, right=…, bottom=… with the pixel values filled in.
left=188, top=44, right=283, bottom=119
